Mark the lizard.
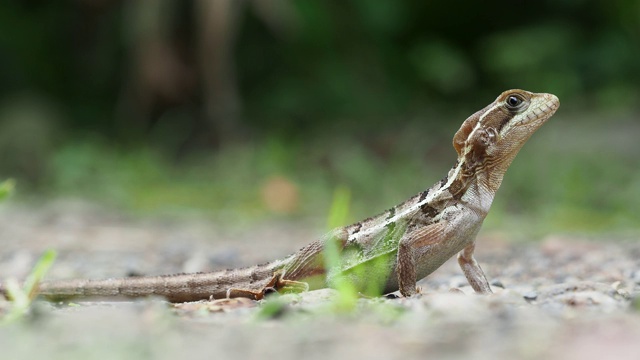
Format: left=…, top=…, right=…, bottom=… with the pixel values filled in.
left=0, top=89, right=559, bottom=303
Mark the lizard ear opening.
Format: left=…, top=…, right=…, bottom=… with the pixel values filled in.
left=453, top=115, right=478, bottom=156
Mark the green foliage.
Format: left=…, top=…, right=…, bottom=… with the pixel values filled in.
left=479, top=23, right=582, bottom=98
left=326, top=186, right=351, bottom=230
left=323, top=186, right=360, bottom=311
left=1, top=2, right=639, bottom=140
left=41, top=135, right=433, bottom=222
left=409, top=39, right=476, bottom=94
left=254, top=297, right=290, bottom=320
left=0, top=179, right=15, bottom=202
left=633, top=295, right=640, bottom=312
left=1, top=250, right=57, bottom=325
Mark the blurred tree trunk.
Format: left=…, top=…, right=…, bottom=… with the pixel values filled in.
left=116, top=0, right=195, bottom=143
left=116, top=0, right=297, bottom=150
left=195, top=0, right=298, bottom=148
left=195, top=0, right=244, bottom=147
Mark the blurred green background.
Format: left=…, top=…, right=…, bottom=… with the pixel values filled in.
left=0, top=0, right=639, bottom=236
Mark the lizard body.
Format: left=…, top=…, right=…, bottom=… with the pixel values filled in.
left=0, top=89, right=559, bottom=303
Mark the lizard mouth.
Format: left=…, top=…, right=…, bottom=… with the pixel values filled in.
left=518, top=93, right=560, bottom=127
left=534, top=93, right=559, bottom=118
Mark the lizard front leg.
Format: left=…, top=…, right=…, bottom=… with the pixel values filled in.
left=457, top=243, right=492, bottom=294
left=395, top=222, right=448, bottom=297
left=396, top=240, right=418, bottom=297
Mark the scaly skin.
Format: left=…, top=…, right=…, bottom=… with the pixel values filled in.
left=0, top=89, right=559, bottom=303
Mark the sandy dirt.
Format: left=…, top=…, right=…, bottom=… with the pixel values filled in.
left=1, top=200, right=640, bottom=360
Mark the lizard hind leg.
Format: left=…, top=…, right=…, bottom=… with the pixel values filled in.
left=225, top=273, right=309, bottom=300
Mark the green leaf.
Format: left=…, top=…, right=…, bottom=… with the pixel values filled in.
left=0, top=179, right=15, bottom=202
left=323, top=186, right=359, bottom=311
left=22, top=249, right=57, bottom=299
left=255, top=297, right=289, bottom=320
left=1, top=249, right=57, bottom=325
left=326, top=185, right=351, bottom=230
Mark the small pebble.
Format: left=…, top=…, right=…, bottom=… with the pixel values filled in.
left=490, top=279, right=505, bottom=288
left=523, top=291, right=538, bottom=301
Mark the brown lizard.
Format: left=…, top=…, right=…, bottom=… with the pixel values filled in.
left=0, top=89, right=559, bottom=303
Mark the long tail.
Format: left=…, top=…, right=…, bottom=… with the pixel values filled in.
left=4, top=261, right=287, bottom=303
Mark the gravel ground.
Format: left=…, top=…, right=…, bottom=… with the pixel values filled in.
left=1, top=200, right=640, bottom=360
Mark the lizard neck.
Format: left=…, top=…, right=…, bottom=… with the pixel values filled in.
left=443, top=155, right=496, bottom=217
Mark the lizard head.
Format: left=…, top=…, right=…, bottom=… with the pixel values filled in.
left=453, top=89, right=559, bottom=176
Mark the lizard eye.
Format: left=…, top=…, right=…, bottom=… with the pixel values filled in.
left=505, top=94, right=525, bottom=111
left=506, top=96, right=521, bottom=107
